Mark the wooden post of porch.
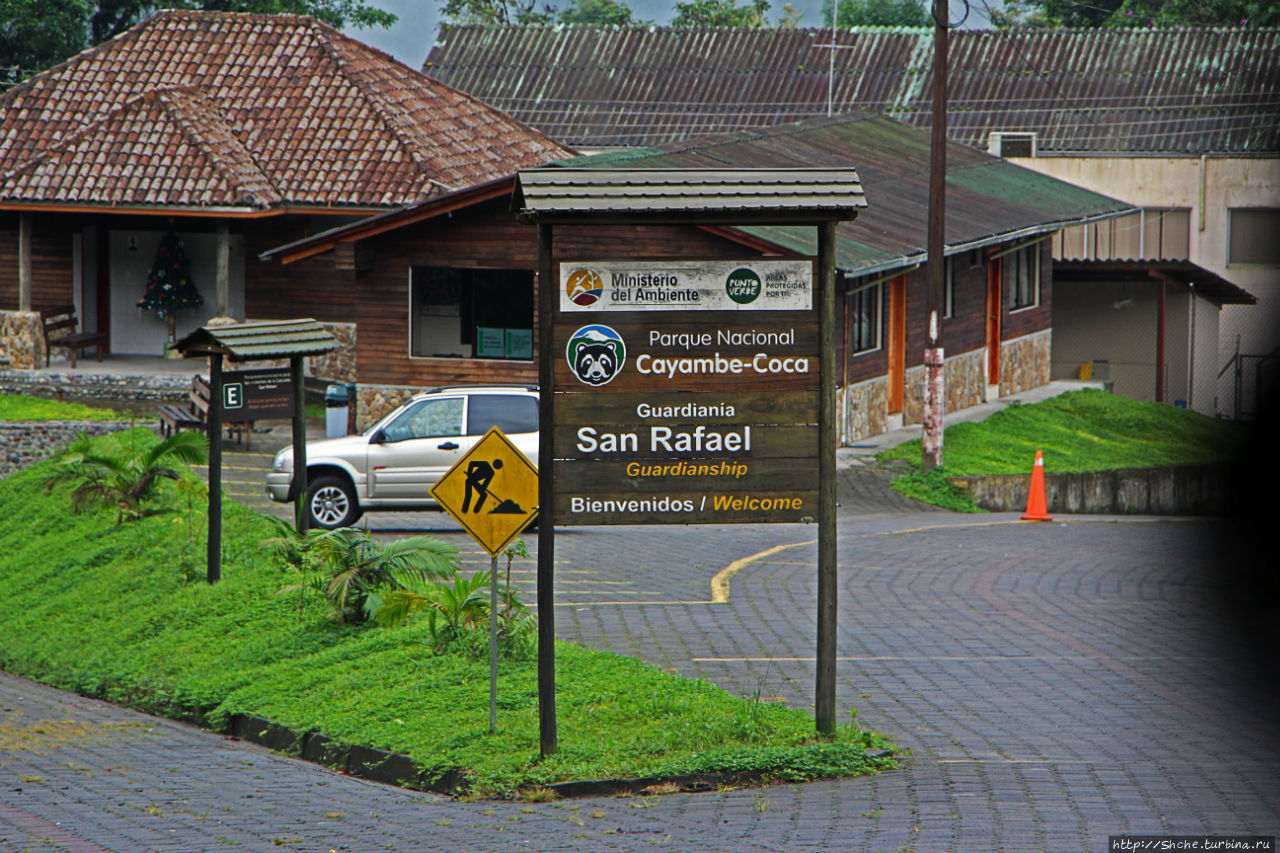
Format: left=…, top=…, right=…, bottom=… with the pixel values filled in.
left=216, top=221, right=231, bottom=317
left=18, top=212, right=32, bottom=312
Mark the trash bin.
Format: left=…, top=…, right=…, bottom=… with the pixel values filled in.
left=324, top=384, right=349, bottom=438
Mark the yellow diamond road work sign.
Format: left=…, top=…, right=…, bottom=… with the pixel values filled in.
left=431, top=427, right=539, bottom=557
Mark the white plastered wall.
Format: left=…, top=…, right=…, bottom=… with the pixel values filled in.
left=107, top=230, right=245, bottom=355
left=1016, top=154, right=1279, bottom=414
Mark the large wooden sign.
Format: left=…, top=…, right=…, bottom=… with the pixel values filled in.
left=554, top=261, right=817, bottom=525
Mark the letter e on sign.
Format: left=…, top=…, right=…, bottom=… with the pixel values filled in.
left=223, top=383, right=243, bottom=410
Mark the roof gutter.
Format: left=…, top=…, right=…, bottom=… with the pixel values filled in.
left=0, top=202, right=386, bottom=217
left=944, top=206, right=1136, bottom=257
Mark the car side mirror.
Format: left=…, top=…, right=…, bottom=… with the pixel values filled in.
left=368, top=428, right=387, bottom=444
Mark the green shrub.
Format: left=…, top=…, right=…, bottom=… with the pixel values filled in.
left=43, top=429, right=208, bottom=523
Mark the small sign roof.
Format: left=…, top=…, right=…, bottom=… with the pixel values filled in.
left=174, top=319, right=340, bottom=361
left=513, top=167, right=865, bottom=226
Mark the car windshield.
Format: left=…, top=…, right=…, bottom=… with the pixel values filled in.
left=380, top=397, right=464, bottom=442
left=362, top=391, right=539, bottom=439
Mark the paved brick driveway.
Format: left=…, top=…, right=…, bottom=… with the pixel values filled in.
left=2, top=507, right=1277, bottom=852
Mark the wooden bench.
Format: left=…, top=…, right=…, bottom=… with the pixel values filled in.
left=155, top=375, right=255, bottom=448
left=190, top=374, right=254, bottom=449
left=40, top=304, right=108, bottom=368
left=156, top=403, right=204, bottom=438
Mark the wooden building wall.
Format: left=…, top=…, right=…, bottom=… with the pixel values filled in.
left=1002, top=241, right=1054, bottom=341
left=0, top=213, right=76, bottom=311
left=840, top=243, right=1053, bottom=389
left=243, top=217, right=359, bottom=322
left=351, top=199, right=762, bottom=388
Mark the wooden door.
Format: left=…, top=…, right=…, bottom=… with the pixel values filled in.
left=986, top=258, right=1001, bottom=388
left=887, top=275, right=906, bottom=414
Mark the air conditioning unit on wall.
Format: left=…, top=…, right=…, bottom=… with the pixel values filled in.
left=988, top=132, right=1037, bottom=158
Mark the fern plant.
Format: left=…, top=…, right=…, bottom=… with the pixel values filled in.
left=264, top=521, right=457, bottom=623
left=375, top=568, right=536, bottom=659
left=44, top=430, right=208, bottom=524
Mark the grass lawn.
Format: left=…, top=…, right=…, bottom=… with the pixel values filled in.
left=0, top=393, right=120, bottom=422
left=0, top=429, right=894, bottom=797
left=879, top=389, right=1250, bottom=511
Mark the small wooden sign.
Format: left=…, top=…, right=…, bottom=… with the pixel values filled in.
left=219, top=368, right=295, bottom=420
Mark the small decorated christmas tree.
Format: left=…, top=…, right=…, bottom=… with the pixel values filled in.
left=137, top=229, right=204, bottom=345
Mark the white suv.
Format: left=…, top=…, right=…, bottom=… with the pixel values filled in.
left=266, top=385, right=539, bottom=529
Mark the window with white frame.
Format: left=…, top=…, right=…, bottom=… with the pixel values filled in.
left=944, top=258, right=955, bottom=319
left=409, top=267, right=534, bottom=359
left=1004, top=244, right=1040, bottom=311
left=846, top=280, right=880, bottom=355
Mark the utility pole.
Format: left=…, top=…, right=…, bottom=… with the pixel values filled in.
left=922, top=0, right=949, bottom=472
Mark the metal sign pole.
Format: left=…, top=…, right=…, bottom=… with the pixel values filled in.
left=489, top=554, right=499, bottom=733
left=291, top=355, right=309, bottom=533
left=207, top=356, right=223, bottom=584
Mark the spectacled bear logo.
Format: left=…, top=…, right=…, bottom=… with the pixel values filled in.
left=566, top=325, right=626, bottom=386
left=565, top=268, right=604, bottom=307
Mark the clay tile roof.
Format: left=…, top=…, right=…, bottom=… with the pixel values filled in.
left=1, top=88, right=282, bottom=207
left=0, top=10, right=571, bottom=211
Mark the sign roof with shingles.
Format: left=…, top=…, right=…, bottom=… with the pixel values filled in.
left=175, top=319, right=339, bottom=361
left=512, top=168, right=866, bottom=224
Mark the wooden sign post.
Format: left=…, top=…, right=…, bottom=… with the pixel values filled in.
left=173, top=319, right=340, bottom=584
left=517, top=169, right=865, bottom=755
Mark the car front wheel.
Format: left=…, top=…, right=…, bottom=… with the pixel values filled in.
left=306, top=475, right=361, bottom=529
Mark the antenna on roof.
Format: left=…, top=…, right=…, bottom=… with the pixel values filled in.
left=828, top=1, right=837, bottom=117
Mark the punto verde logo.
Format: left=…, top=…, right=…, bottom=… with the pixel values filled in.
left=566, top=325, right=626, bottom=386
left=725, top=267, right=762, bottom=305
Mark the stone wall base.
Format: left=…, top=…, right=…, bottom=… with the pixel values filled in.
left=0, top=368, right=192, bottom=402
left=902, top=349, right=988, bottom=426
left=1, top=421, right=137, bottom=479
left=948, top=463, right=1231, bottom=515
left=0, top=311, right=45, bottom=370
left=838, top=377, right=888, bottom=443
left=355, top=384, right=421, bottom=431
left=1000, top=330, right=1052, bottom=398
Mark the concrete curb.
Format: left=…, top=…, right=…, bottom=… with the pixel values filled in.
left=226, top=713, right=895, bottom=799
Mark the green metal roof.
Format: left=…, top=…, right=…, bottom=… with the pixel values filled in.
left=175, top=319, right=340, bottom=362
left=555, top=114, right=1134, bottom=276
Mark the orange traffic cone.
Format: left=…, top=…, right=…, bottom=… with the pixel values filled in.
left=1021, top=450, right=1053, bottom=521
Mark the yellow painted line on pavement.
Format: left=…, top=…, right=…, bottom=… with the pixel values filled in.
left=547, top=599, right=711, bottom=607
left=708, top=515, right=1180, bottom=604
left=710, top=539, right=816, bottom=604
